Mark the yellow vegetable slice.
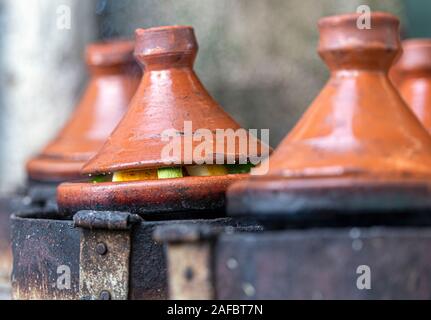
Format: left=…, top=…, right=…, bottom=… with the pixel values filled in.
left=112, top=169, right=158, bottom=182
left=186, top=165, right=228, bottom=177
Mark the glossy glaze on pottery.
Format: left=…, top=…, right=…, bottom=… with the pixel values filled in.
left=397, top=39, right=431, bottom=132
left=58, top=26, right=265, bottom=216
left=27, top=40, right=140, bottom=182
left=389, top=59, right=403, bottom=88
left=82, top=26, right=261, bottom=175
left=58, top=174, right=248, bottom=217
left=228, top=13, right=431, bottom=219
left=255, top=13, right=431, bottom=179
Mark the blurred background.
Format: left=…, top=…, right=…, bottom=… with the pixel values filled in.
left=0, top=0, right=428, bottom=193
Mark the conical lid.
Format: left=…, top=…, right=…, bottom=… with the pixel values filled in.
left=27, top=39, right=141, bottom=182
left=228, top=12, right=431, bottom=220
left=397, top=39, right=431, bottom=131
left=259, top=13, right=431, bottom=179
left=58, top=26, right=268, bottom=218
left=82, top=26, right=262, bottom=176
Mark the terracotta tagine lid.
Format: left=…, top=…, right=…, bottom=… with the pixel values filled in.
left=57, top=26, right=269, bottom=218
left=26, top=40, right=141, bottom=183
left=397, top=39, right=431, bottom=132
left=228, top=12, right=431, bottom=223
left=389, top=58, right=403, bottom=87
left=389, top=44, right=403, bottom=87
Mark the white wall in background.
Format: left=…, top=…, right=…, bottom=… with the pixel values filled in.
left=0, top=0, right=97, bottom=193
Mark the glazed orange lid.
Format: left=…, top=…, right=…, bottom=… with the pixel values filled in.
left=85, top=39, right=136, bottom=67
left=389, top=60, right=403, bottom=88
left=26, top=39, right=141, bottom=182
left=82, top=26, right=263, bottom=176
left=57, top=26, right=269, bottom=217
left=397, top=39, right=431, bottom=74
left=397, top=39, right=431, bottom=133
left=257, top=12, right=431, bottom=179
left=228, top=12, right=431, bottom=219
left=388, top=42, right=404, bottom=87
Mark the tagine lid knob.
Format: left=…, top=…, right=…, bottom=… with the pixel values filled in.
left=318, top=12, right=400, bottom=70
left=397, top=39, right=431, bottom=74
left=319, top=12, right=400, bottom=50
left=135, top=25, right=198, bottom=60
left=86, top=39, right=136, bottom=67
left=81, top=25, right=267, bottom=176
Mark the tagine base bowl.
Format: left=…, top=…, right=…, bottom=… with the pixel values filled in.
left=26, top=156, right=86, bottom=183
left=58, top=174, right=248, bottom=219
left=228, top=175, right=431, bottom=227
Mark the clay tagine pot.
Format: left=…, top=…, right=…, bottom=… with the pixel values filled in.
left=396, top=39, right=431, bottom=132
left=228, top=12, right=431, bottom=223
left=58, top=26, right=268, bottom=218
left=389, top=57, right=403, bottom=88
left=26, top=39, right=141, bottom=183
